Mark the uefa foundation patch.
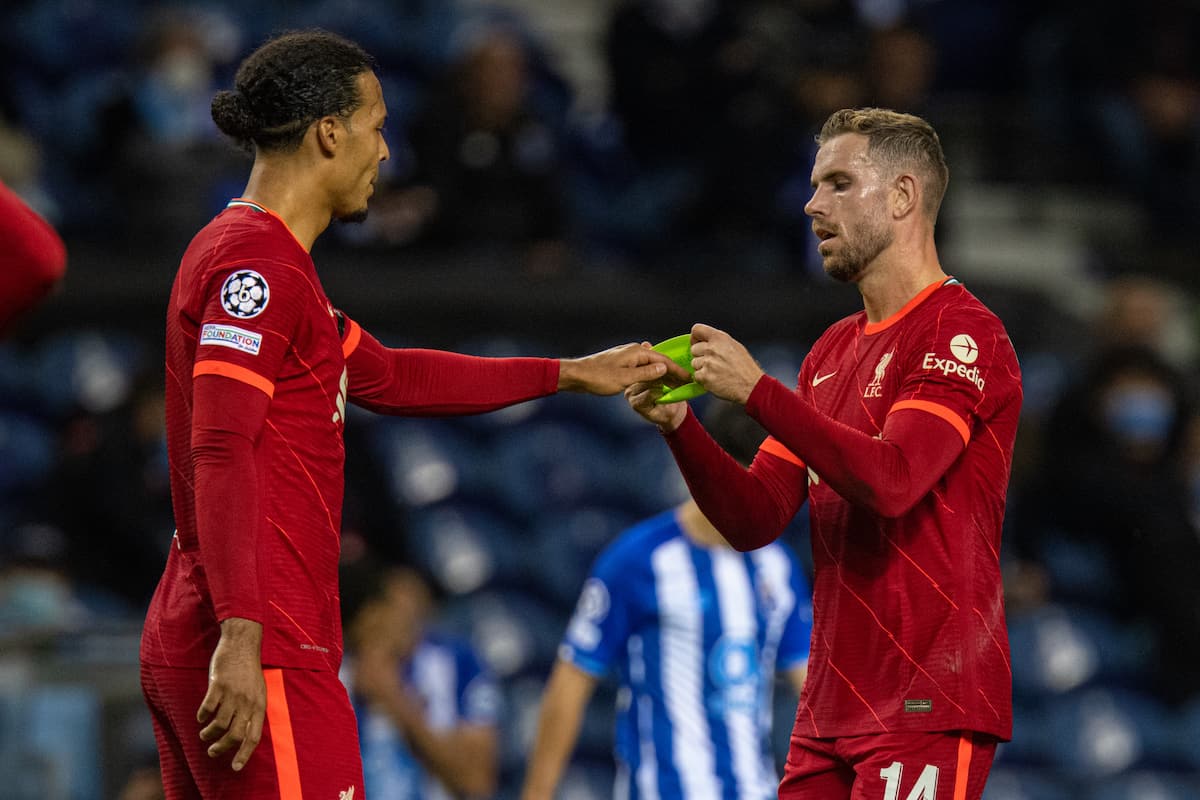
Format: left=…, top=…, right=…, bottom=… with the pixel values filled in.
left=200, top=323, right=263, bottom=355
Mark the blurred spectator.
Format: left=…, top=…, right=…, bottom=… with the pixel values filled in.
left=1094, top=275, right=1198, bottom=374
left=106, top=7, right=246, bottom=241
left=368, top=19, right=572, bottom=275
left=1009, top=344, right=1200, bottom=703
left=0, top=523, right=87, bottom=637
left=340, top=558, right=501, bottom=800
left=36, top=369, right=171, bottom=612
left=1023, top=0, right=1200, bottom=242
left=1091, top=1, right=1200, bottom=244
left=865, top=24, right=937, bottom=114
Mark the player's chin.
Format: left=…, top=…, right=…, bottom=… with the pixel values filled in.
left=335, top=206, right=370, bottom=225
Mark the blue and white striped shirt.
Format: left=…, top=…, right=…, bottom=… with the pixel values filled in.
left=560, top=509, right=812, bottom=800
left=345, top=632, right=500, bottom=800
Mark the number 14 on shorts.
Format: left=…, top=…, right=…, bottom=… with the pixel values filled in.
left=879, top=761, right=939, bottom=800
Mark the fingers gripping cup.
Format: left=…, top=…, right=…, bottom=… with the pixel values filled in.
left=651, top=334, right=708, bottom=404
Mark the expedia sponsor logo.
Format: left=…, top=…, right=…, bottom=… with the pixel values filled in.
left=922, top=352, right=985, bottom=390
left=200, top=323, right=262, bottom=355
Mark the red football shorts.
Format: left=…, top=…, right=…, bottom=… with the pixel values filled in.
left=141, top=663, right=364, bottom=799
left=779, top=730, right=997, bottom=800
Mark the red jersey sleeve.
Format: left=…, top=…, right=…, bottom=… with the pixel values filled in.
left=0, top=181, right=66, bottom=333
left=663, top=407, right=808, bottom=551
left=189, top=259, right=314, bottom=623
left=747, top=375, right=965, bottom=518
left=340, top=316, right=560, bottom=415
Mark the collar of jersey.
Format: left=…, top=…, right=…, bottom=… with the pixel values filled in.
left=226, top=198, right=307, bottom=252
left=863, top=276, right=958, bottom=336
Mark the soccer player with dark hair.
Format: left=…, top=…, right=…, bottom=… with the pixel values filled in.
left=0, top=179, right=66, bottom=335
left=626, top=108, right=1022, bottom=800
left=139, top=29, right=682, bottom=800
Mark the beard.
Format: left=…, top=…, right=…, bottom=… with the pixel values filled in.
left=335, top=207, right=369, bottom=224
left=822, top=217, right=893, bottom=283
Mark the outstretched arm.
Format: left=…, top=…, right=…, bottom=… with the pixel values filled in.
left=520, top=660, right=600, bottom=800
left=345, top=322, right=685, bottom=415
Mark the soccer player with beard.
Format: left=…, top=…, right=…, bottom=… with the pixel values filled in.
left=139, top=30, right=683, bottom=800
left=625, top=108, right=1022, bottom=800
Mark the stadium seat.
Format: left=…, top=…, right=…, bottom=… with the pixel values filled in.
left=1039, top=687, right=1176, bottom=779
left=0, top=411, right=55, bottom=494
left=540, top=390, right=646, bottom=439
left=612, top=433, right=690, bottom=517
left=747, top=340, right=808, bottom=387
left=33, top=329, right=145, bottom=418
left=1088, top=771, right=1200, bottom=800
left=26, top=685, right=104, bottom=800
left=1006, top=604, right=1155, bottom=701
left=527, top=505, right=639, bottom=607
left=997, top=703, right=1051, bottom=767
left=406, top=501, right=526, bottom=595
left=1168, top=694, right=1200, bottom=770
left=982, top=766, right=1074, bottom=800
left=1036, top=529, right=1125, bottom=611
left=438, top=587, right=567, bottom=680
left=491, top=420, right=621, bottom=517
left=370, top=417, right=494, bottom=508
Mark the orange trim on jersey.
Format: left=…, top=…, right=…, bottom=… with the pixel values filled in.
left=758, top=436, right=805, bottom=468
left=263, top=669, right=304, bottom=799
left=863, top=277, right=953, bottom=335
left=229, top=197, right=308, bottom=253
left=193, top=360, right=275, bottom=398
left=342, top=318, right=362, bottom=359
left=952, top=731, right=974, bottom=800
left=890, top=399, right=970, bottom=445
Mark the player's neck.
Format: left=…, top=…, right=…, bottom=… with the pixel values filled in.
left=240, top=158, right=332, bottom=252
left=676, top=501, right=731, bottom=549
left=857, top=236, right=945, bottom=323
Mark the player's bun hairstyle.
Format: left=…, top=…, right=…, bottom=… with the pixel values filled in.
left=703, top=399, right=769, bottom=468
left=817, top=107, right=950, bottom=221
left=211, top=29, right=375, bottom=153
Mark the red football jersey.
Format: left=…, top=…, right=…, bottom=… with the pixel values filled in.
left=785, top=278, right=1020, bottom=740
left=142, top=200, right=559, bottom=673
left=663, top=278, right=1021, bottom=742
left=142, top=200, right=358, bottom=671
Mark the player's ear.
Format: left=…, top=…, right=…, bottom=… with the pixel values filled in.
left=891, top=173, right=919, bottom=220
left=315, top=115, right=340, bottom=156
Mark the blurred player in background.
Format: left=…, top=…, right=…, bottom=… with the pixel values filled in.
left=138, top=28, right=683, bottom=800
left=626, top=108, right=1022, bottom=800
left=0, top=179, right=66, bottom=335
left=521, top=400, right=811, bottom=800
left=340, top=560, right=499, bottom=800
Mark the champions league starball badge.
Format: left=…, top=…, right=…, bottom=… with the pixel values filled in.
left=220, top=269, right=270, bottom=319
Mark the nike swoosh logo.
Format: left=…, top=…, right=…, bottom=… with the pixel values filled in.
left=812, top=371, right=837, bottom=387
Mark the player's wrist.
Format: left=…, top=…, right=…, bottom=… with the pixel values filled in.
left=218, top=617, right=264, bottom=645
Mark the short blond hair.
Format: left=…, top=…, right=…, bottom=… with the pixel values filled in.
left=817, top=108, right=949, bottom=221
